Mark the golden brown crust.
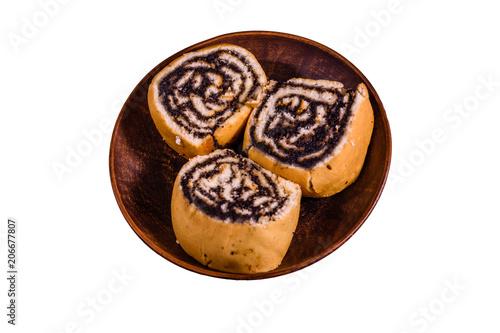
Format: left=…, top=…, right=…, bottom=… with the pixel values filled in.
left=309, top=83, right=374, bottom=197
left=171, top=165, right=301, bottom=274
left=213, top=105, right=253, bottom=148
left=243, top=82, right=374, bottom=197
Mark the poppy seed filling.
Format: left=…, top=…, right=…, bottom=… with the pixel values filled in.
left=248, top=81, right=356, bottom=169
left=158, top=50, right=262, bottom=139
left=179, top=150, right=290, bottom=224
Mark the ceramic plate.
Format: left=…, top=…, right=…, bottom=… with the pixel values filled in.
left=109, top=31, right=392, bottom=280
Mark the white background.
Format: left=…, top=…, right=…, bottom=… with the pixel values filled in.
left=1, top=0, right=499, bottom=332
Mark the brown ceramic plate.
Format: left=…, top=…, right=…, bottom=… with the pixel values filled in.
left=109, top=31, right=391, bottom=280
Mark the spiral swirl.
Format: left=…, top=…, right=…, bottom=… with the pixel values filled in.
left=179, top=149, right=292, bottom=224
left=246, top=79, right=356, bottom=169
left=156, top=45, right=266, bottom=139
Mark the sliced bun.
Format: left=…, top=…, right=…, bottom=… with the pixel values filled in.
left=148, top=44, right=267, bottom=158
left=243, top=78, right=374, bottom=197
left=171, top=149, right=301, bottom=274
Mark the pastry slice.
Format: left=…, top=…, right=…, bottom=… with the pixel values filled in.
left=171, top=149, right=301, bottom=274
left=243, top=78, right=374, bottom=197
left=148, top=44, right=267, bottom=158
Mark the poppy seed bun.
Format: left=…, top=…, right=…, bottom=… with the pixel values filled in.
left=243, top=78, right=374, bottom=197
left=171, top=149, right=301, bottom=274
left=148, top=44, right=267, bottom=158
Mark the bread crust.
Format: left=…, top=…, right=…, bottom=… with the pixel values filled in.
left=171, top=162, right=301, bottom=274
left=148, top=44, right=266, bottom=158
left=243, top=82, right=374, bottom=197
